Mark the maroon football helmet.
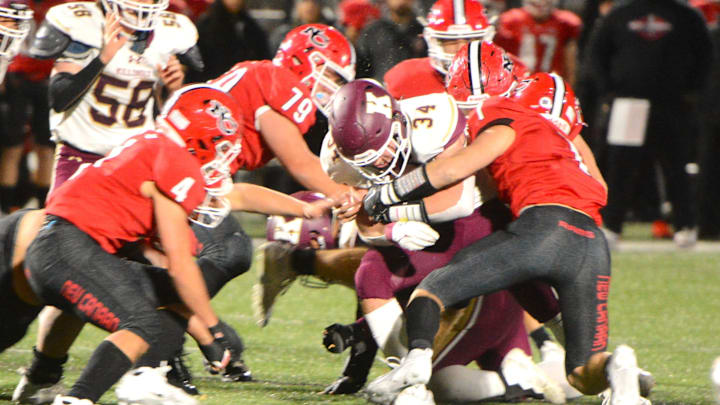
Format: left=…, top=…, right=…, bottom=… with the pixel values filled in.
left=509, top=72, right=585, bottom=138
left=328, top=79, right=411, bottom=184
left=266, top=191, right=336, bottom=250
left=446, top=40, right=519, bottom=110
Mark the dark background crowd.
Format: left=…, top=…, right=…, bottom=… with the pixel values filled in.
left=1, top=0, right=719, bottom=244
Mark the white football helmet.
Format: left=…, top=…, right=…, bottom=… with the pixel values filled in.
left=101, top=0, right=169, bottom=31
left=0, top=0, right=33, bottom=59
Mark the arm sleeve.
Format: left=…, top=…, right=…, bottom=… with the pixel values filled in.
left=48, top=56, right=105, bottom=112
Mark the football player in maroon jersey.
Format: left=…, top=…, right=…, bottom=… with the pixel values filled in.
left=362, top=73, right=651, bottom=403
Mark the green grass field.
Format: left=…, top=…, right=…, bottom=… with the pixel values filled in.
left=1, top=220, right=720, bottom=404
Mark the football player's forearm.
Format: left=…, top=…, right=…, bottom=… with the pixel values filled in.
left=228, top=183, right=309, bottom=217
left=49, top=56, right=105, bottom=112
left=424, top=176, right=476, bottom=222
left=169, top=260, right=218, bottom=327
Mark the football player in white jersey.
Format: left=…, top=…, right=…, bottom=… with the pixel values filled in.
left=31, top=0, right=201, bottom=193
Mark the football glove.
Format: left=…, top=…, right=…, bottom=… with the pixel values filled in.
left=387, top=221, right=439, bottom=251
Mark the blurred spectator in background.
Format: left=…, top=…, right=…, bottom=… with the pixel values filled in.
left=0, top=0, right=60, bottom=215
left=588, top=0, right=712, bottom=248
left=494, top=0, right=581, bottom=85
left=355, top=0, right=427, bottom=81
left=270, top=0, right=333, bottom=54
left=691, top=0, right=720, bottom=239
left=337, top=0, right=380, bottom=44
left=189, top=0, right=270, bottom=82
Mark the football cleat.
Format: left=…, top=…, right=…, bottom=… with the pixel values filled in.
left=537, top=341, right=582, bottom=400
left=51, top=396, right=93, bottom=405
left=711, top=356, right=720, bottom=404
left=221, top=357, right=252, bottom=382
left=115, top=366, right=199, bottom=405
left=604, top=345, right=651, bottom=405
left=501, top=348, right=566, bottom=404
left=252, top=241, right=298, bottom=327
left=364, top=348, right=433, bottom=405
left=13, top=373, right=68, bottom=404
left=638, top=368, right=655, bottom=398
left=166, top=354, right=199, bottom=395
left=393, top=384, right=435, bottom=405
left=673, top=227, right=698, bottom=249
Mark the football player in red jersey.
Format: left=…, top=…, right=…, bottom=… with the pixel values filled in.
left=4, top=85, right=336, bottom=405
left=384, top=0, right=495, bottom=99
left=210, top=23, right=356, bottom=198
left=21, top=85, right=242, bottom=405
left=362, top=72, right=652, bottom=403
left=494, top=0, right=581, bottom=85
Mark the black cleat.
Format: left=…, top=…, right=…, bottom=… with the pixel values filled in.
left=167, top=354, right=200, bottom=395
left=322, top=337, right=378, bottom=395
left=222, top=358, right=253, bottom=382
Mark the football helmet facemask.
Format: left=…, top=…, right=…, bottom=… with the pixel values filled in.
left=0, top=0, right=32, bottom=59
left=423, top=0, right=495, bottom=74
left=510, top=72, right=585, bottom=138
left=101, top=0, right=169, bottom=31
left=329, top=79, right=411, bottom=184
left=273, top=23, right=356, bottom=117
left=446, top=40, right=519, bottom=110
left=158, top=84, right=243, bottom=227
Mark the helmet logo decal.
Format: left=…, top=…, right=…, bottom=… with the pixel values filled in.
left=206, top=100, right=239, bottom=135
left=301, top=26, right=329, bottom=48
left=365, top=92, right=393, bottom=119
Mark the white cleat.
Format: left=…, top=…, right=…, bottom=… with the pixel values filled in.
left=364, top=348, right=433, bottom=405
left=537, top=341, right=582, bottom=400
left=393, top=384, right=435, bottom=405
left=115, top=366, right=199, bottom=405
left=501, top=348, right=566, bottom=404
left=252, top=241, right=298, bottom=327
left=13, top=374, right=68, bottom=404
left=50, top=396, right=93, bottom=405
left=673, top=227, right=698, bottom=249
left=711, top=356, right=720, bottom=404
left=604, top=345, right=651, bottom=405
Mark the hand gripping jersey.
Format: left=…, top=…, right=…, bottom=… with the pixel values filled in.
left=494, top=8, right=581, bottom=77
left=383, top=57, right=446, bottom=100
left=469, top=96, right=606, bottom=224
left=45, top=1, right=198, bottom=155
left=46, top=131, right=206, bottom=253
left=209, top=61, right=317, bottom=171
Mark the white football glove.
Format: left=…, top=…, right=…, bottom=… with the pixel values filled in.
left=388, top=221, right=439, bottom=251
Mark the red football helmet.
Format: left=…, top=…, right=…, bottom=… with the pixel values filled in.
left=158, top=84, right=243, bottom=227
left=329, top=79, right=411, bottom=184
left=509, top=72, right=585, bottom=138
left=266, top=191, right=336, bottom=250
left=273, top=23, right=356, bottom=117
left=0, top=0, right=32, bottom=59
left=446, top=40, right=519, bottom=110
left=423, top=0, right=495, bottom=74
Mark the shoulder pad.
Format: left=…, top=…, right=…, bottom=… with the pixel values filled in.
left=153, top=11, right=198, bottom=53
left=177, top=45, right=204, bottom=71
left=403, top=93, right=462, bottom=163
left=43, top=2, right=103, bottom=48
left=29, top=22, right=71, bottom=59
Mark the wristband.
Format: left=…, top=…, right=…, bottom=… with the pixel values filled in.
left=392, top=165, right=437, bottom=202
left=387, top=201, right=429, bottom=223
